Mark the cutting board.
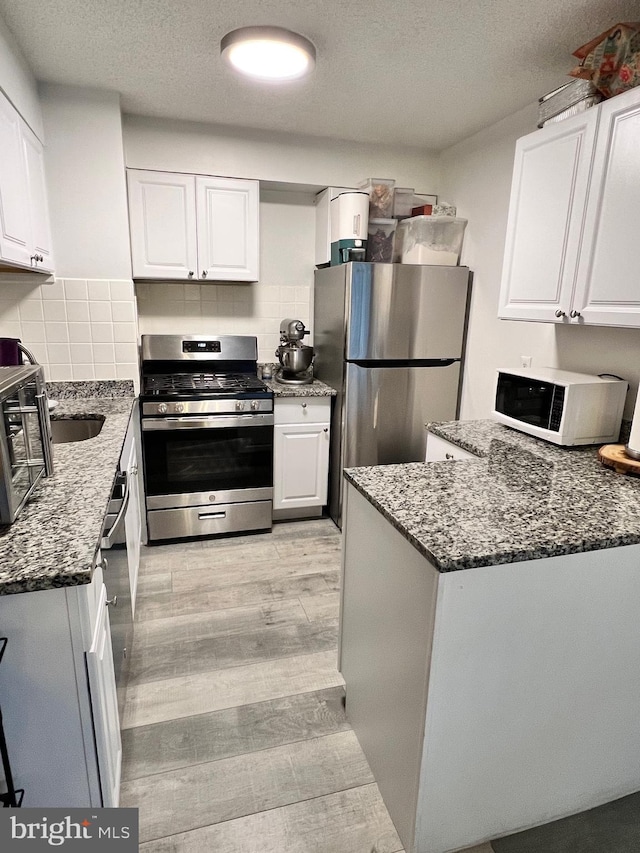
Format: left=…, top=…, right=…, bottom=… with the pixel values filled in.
left=598, top=444, right=640, bottom=476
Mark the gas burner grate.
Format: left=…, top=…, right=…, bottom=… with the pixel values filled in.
left=143, top=372, right=267, bottom=395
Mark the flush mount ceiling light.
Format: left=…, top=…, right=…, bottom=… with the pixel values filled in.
left=221, top=26, right=316, bottom=82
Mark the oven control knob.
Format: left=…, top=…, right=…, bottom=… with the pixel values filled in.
left=251, top=400, right=260, bottom=411
left=175, top=403, right=184, bottom=413
left=236, top=400, right=246, bottom=411
left=157, top=403, right=168, bottom=414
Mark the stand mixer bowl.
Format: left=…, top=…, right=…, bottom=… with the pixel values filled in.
left=276, top=344, right=314, bottom=375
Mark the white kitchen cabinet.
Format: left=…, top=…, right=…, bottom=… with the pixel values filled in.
left=127, top=169, right=259, bottom=281
left=572, top=88, right=640, bottom=326
left=498, top=108, right=598, bottom=323
left=499, top=86, right=640, bottom=328
left=196, top=176, right=259, bottom=281
left=85, top=581, right=122, bottom=808
left=0, top=569, right=118, bottom=807
left=273, top=397, right=331, bottom=518
left=0, top=90, right=54, bottom=273
left=127, top=170, right=197, bottom=279
left=425, top=432, right=477, bottom=461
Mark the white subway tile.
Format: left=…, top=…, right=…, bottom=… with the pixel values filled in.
left=41, top=280, right=65, bottom=300
left=68, top=323, right=92, bottom=343
left=1, top=322, right=22, bottom=338
left=91, top=323, right=114, bottom=343
left=28, top=342, right=48, bottom=363
left=87, top=280, right=111, bottom=300
left=64, top=280, right=88, bottom=300
left=0, top=301, right=20, bottom=322
left=200, top=284, right=218, bottom=301
left=111, top=301, right=135, bottom=322
left=92, top=343, right=115, bottom=364
left=19, top=301, right=44, bottom=322
left=47, top=343, right=71, bottom=364
left=184, top=284, right=201, bottom=301
left=71, top=363, right=95, bottom=380
left=66, top=301, right=90, bottom=322
left=45, top=322, right=69, bottom=343
left=109, top=280, right=134, bottom=300
left=113, top=322, right=137, bottom=343
left=89, top=301, right=111, bottom=322
left=48, top=364, right=73, bottom=381
left=43, top=300, right=67, bottom=322
left=70, top=343, right=93, bottom=363
left=115, top=363, right=138, bottom=380
left=94, top=364, right=117, bottom=380
left=114, top=343, right=138, bottom=363
left=295, top=286, right=310, bottom=301
left=23, top=284, right=44, bottom=300
left=20, top=322, right=46, bottom=343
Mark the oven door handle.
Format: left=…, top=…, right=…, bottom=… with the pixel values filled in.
left=142, top=414, right=274, bottom=431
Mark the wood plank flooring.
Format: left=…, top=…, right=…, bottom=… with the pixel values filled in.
left=120, top=519, right=404, bottom=851
left=121, top=518, right=494, bottom=853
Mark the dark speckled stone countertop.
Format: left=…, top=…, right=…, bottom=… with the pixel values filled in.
left=263, top=378, right=336, bottom=397
left=0, top=389, right=135, bottom=595
left=344, top=419, right=640, bottom=572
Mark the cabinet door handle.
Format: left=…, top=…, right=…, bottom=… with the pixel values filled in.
left=445, top=452, right=454, bottom=460
left=188, top=270, right=194, bottom=278
left=323, top=428, right=328, bottom=433
left=106, top=595, right=118, bottom=607
left=301, top=402, right=307, bottom=409
left=201, top=270, right=208, bottom=278
left=569, top=310, right=581, bottom=319
left=555, top=309, right=566, bottom=318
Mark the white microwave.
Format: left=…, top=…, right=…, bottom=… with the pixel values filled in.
left=493, top=367, right=628, bottom=446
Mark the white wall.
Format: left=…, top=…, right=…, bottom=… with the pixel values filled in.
left=39, top=84, right=132, bottom=280
left=0, top=13, right=43, bottom=140
left=123, top=115, right=440, bottom=190
left=136, top=190, right=316, bottom=361
left=125, top=115, right=441, bottom=359
left=440, top=104, right=640, bottom=421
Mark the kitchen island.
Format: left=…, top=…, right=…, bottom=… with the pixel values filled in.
left=340, top=420, right=640, bottom=853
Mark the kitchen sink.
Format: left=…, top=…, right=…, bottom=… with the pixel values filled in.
left=51, top=417, right=105, bottom=444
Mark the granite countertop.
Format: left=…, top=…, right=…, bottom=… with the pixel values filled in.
left=344, top=419, right=640, bottom=573
left=0, top=384, right=135, bottom=595
left=264, top=377, right=336, bottom=397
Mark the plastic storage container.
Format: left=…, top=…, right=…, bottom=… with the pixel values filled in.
left=366, top=219, right=396, bottom=263
left=359, top=178, right=396, bottom=219
left=393, top=187, right=415, bottom=219
left=398, top=215, right=467, bottom=266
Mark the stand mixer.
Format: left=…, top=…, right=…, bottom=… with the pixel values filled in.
left=275, top=319, right=315, bottom=385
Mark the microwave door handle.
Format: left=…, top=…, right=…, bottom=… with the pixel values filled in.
left=35, top=393, right=54, bottom=476
left=101, top=471, right=131, bottom=550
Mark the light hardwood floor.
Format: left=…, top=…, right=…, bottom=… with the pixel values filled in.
left=121, top=518, right=494, bottom=853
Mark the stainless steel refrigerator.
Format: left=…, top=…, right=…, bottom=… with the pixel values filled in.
left=313, top=262, right=470, bottom=525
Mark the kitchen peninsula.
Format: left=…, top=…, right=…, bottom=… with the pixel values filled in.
left=339, top=420, right=640, bottom=853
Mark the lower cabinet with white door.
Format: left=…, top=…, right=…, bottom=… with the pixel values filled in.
left=425, top=432, right=477, bottom=462
left=0, top=561, right=119, bottom=807
left=273, top=397, right=331, bottom=520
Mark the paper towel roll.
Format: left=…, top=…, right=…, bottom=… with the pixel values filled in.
left=626, top=388, right=640, bottom=459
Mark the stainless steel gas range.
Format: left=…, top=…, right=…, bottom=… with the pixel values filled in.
left=139, top=335, right=274, bottom=542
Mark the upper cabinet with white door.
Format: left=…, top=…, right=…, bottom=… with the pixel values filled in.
left=127, top=169, right=259, bottom=282
left=0, top=90, right=55, bottom=274
left=499, top=86, right=640, bottom=328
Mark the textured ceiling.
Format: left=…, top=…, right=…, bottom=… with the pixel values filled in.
left=0, top=0, right=638, bottom=150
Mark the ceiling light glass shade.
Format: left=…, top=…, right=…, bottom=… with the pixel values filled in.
left=221, top=27, right=316, bottom=81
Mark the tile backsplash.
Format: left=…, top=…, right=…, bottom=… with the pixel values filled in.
left=0, top=277, right=139, bottom=383
left=135, top=281, right=311, bottom=362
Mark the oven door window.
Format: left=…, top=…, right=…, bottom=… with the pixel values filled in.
left=143, top=423, right=273, bottom=496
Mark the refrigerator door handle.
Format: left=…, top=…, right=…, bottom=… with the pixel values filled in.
left=347, top=358, right=459, bottom=368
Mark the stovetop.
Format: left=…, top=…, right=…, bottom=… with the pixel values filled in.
left=141, top=371, right=270, bottom=399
